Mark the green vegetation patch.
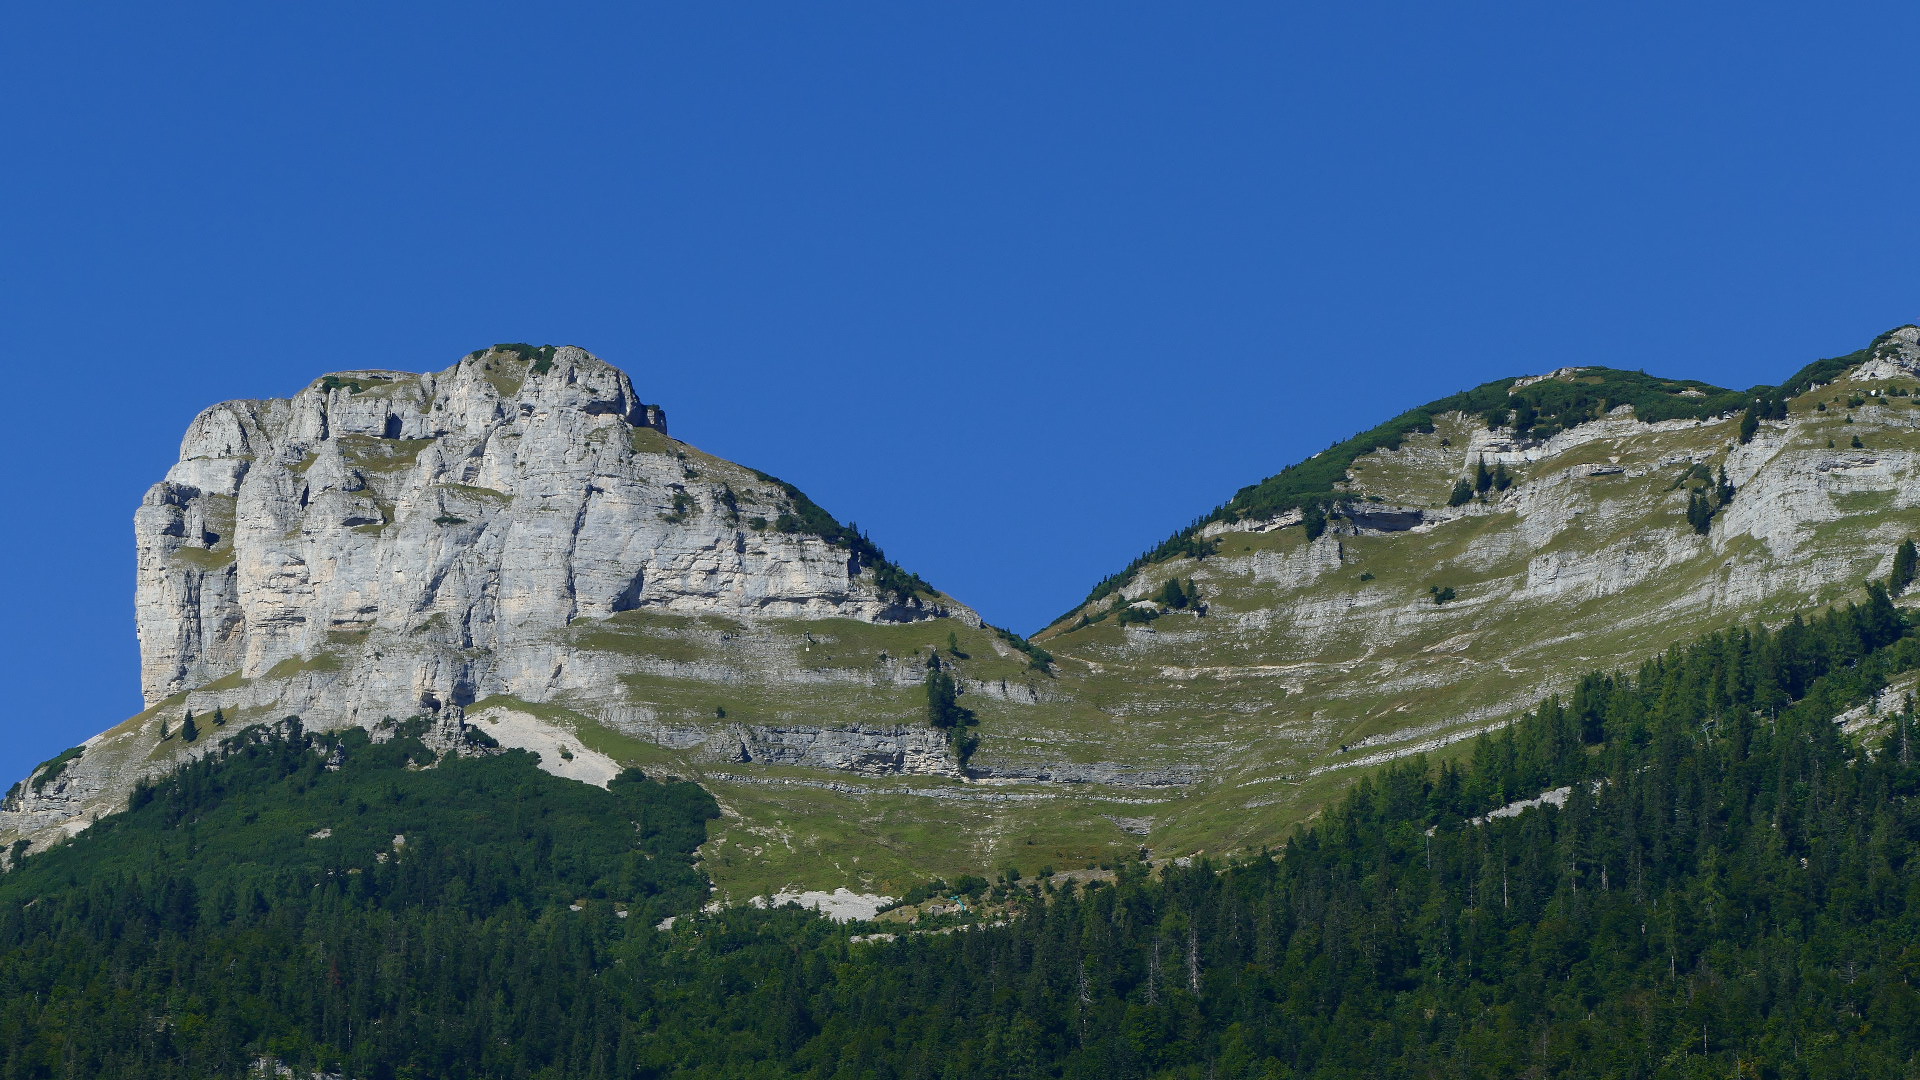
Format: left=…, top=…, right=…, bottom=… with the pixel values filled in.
left=488, top=342, right=558, bottom=374
left=169, top=545, right=235, bottom=571
left=433, top=481, right=510, bottom=501
left=699, top=774, right=1141, bottom=899
left=263, top=652, right=344, bottom=680
left=336, top=434, right=434, bottom=473
left=314, top=373, right=394, bottom=395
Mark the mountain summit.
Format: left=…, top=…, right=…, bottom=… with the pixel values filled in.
left=138, top=344, right=963, bottom=714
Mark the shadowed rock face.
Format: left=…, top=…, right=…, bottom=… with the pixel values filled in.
left=133, top=346, right=972, bottom=728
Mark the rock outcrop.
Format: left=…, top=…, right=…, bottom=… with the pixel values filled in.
left=135, top=346, right=969, bottom=726
left=5, top=345, right=989, bottom=856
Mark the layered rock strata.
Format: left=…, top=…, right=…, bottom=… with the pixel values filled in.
left=135, top=346, right=968, bottom=728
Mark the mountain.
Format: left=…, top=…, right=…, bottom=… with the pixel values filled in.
left=8, top=327, right=1920, bottom=903
left=5, top=344, right=1016, bottom=888
left=1018, top=324, right=1920, bottom=855
left=4, top=539, right=1917, bottom=1078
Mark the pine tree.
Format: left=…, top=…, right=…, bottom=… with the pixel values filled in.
left=1687, top=490, right=1713, bottom=535
left=1511, top=396, right=1538, bottom=434
left=180, top=711, right=199, bottom=743
left=1891, top=539, right=1917, bottom=596
left=1156, top=578, right=1188, bottom=609
left=1491, top=462, right=1512, bottom=491
left=1739, top=405, right=1759, bottom=444
left=1302, top=503, right=1328, bottom=540
left=925, top=663, right=976, bottom=760
left=1474, top=457, right=1492, bottom=494
left=1447, top=479, right=1474, bottom=507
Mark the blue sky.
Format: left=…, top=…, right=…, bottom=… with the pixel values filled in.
left=2, top=3, right=1917, bottom=781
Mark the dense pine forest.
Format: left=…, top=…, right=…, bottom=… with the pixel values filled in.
left=6, top=580, right=1920, bottom=1077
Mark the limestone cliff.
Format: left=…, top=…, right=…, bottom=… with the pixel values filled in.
left=4, top=345, right=987, bottom=854
left=136, top=345, right=964, bottom=719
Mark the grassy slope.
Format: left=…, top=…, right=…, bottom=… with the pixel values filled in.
left=529, top=354, right=1920, bottom=898
left=517, top=610, right=1155, bottom=898
left=1023, top=360, right=1920, bottom=864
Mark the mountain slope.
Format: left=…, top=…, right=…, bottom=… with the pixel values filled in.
left=1017, top=326, right=1920, bottom=857
left=8, top=328, right=1920, bottom=899
left=4, top=560, right=1917, bottom=1077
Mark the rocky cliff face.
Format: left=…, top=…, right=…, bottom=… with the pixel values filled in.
left=136, top=345, right=960, bottom=721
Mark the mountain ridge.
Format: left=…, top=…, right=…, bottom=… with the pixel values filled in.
left=7, top=325, right=1920, bottom=899
left=1054, top=326, right=1920, bottom=628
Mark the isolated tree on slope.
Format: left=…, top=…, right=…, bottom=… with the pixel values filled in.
left=1893, top=538, right=1918, bottom=596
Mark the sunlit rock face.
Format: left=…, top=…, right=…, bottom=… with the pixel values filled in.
left=134, top=346, right=969, bottom=727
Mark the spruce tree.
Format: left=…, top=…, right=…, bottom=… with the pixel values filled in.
left=1156, top=578, right=1188, bottom=609
left=1474, top=457, right=1492, bottom=494
left=1687, top=489, right=1712, bottom=534
left=1892, top=538, right=1917, bottom=596
left=1302, top=502, right=1328, bottom=540
left=924, top=662, right=976, bottom=760
left=1447, top=479, right=1474, bottom=507
left=180, top=711, right=199, bottom=743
